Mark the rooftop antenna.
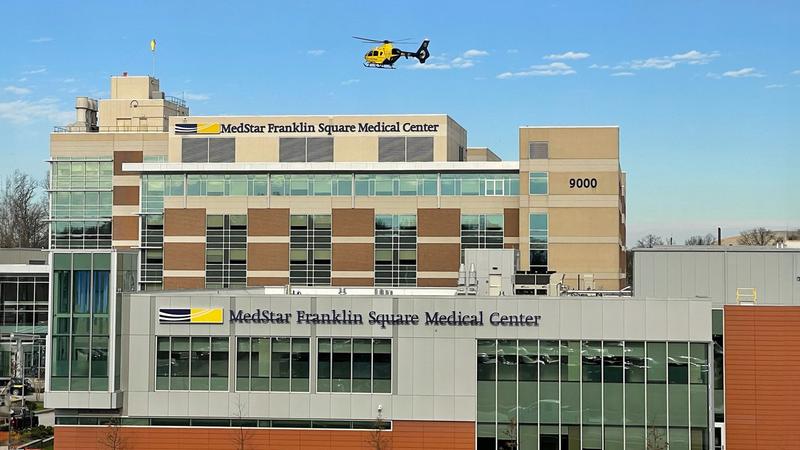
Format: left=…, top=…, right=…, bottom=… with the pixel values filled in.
left=150, top=39, right=157, bottom=77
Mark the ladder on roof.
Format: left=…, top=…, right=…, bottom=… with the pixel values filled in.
left=735, top=287, right=757, bottom=305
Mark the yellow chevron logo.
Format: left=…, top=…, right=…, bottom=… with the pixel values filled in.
left=189, top=308, right=223, bottom=323
left=197, top=123, right=221, bottom=134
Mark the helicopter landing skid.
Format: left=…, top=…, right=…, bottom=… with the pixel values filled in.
left=363, top=63, right=396, bottom=69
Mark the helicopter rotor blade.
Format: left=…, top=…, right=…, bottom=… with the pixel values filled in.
left=352, top=36, right=385, bottom=43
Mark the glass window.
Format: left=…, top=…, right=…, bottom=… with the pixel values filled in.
left=291, top=338, right=309, bottom=392
left=170, top=337, right=190, bottom=390
left=318, top=338, right=331, bottom=392
left=271, top=338, right=291, bottom=391
left=332, top=338, right=352, bottom=392
left=669, top=342, right=689, bottom=384
left=529, top=172, right=548, bottom=195
left=211, top=337, right=228, bottom=391
left=251, top=337, right=270, bottom=391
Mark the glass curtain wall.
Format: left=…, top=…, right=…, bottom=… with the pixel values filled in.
left=50, top=159, right=113, bottom=249
left=477, top=339, right=710, bottom=450
left=206, top=215, right=247, bottom=288
left=375, top=215, right=417, bottom=287
left=289, top=215, right=332, bottom=286
left=51, top=253, right=111, bottom=391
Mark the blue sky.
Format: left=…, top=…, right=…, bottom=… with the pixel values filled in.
left=1, top=0, right=797, bottom=242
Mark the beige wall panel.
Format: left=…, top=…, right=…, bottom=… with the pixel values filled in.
left=549, top=207, right=621, bottom=237
left=352, top=197, right=422, bottom=213
left=248, top=209, right=289, bottom=236
left=112, top=205, right=138, bottom=216
left=163, top=243, right=205, bottom=271
left=439, top=196, right=519, bottom=212
left=235, top=136, right=275, bottom=162
left=51, top=134, right=114, bottom=158
left=332, top=243, right=374, bottom=271
left=266, top=197, right=337, bottom=212
left=141, top=134, right=169, bottom=155
left=519, top=127, right=618, bottom=160
left=247, top=243, right=289, bottom=271
left=417, top=243, right=460, bottom=272
left=548, top=171, right=619, bottom=196
left=247, top=277, right=289, bottom=287
left=418, top=209, right=460, bottom=237
left=522, top=159, right=620, bottom=173
left=180, top=196, right=269, bottom=212
left=333, top=136, right=378, bottom=162
left=546, top=195, right=621, bottom=208
left=113, top=186, right=139, bottom=206
left=163, top=277, right=206, bottom=290
left=112, top=135, right=147, bottom=152
left=168, top=136, right=182, bottom=162
left=112, top=175, right=139, bottom=187
left=549, top=242, right=621, bottom=274
left=332, top=209, right=374, bottom=236
left=164, top=208, right=206, bottom=236
left=112, top=216, right=139, bottom=241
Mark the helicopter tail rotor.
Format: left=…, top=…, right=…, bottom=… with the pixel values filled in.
left=414, top=39, right=430, bottom=63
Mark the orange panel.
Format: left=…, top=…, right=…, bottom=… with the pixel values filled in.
left=724, top=306, right=800, bottom=450
left=55, top=420, right=475, bottom=450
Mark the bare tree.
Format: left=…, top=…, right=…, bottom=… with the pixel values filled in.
left=0, top=171, right=48, bottom=248
left=636, top=234, right=664, bottom=248
left=737, top=227, right=776, bottom=246
left=500, top=417, right=518, bottom=450
left=366, top=412, right=391, bottom=450
left=231, top=395, right=253, bottom=450
left=98, top=417, right=126, bottom=450
left=685, top=233, right=717, bottom=245
left=646, top=426, right=668, bottom=450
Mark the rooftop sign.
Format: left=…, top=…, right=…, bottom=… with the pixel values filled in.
left=175, top=121, right=440, bottom=136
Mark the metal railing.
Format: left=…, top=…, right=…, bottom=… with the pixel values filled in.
left=165, top=95, right=187, bottom=108
left=53, top=125, right=167, bottom=133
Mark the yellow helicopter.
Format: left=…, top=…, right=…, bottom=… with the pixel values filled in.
left=353, top=36, right=430, bottom=69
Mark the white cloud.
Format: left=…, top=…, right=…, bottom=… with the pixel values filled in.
left=408, top=54, right=476, bottom=70
left=670, top=50, right=720, bottom=65
left=0, top=98, right=72, bottom=124
left=589, top=64, right=610, bottom=69
left=4, top=86, right=31, bottom=95
left=764, top=84, right=786, bottom=89
left=307, top=49, right=325, bottom=56
left=62, top=78, right=76, bottom=83
left=792, top=69, right=800, bottom=75
left=722, top=67, right=765, bottom=78
left=30, top=37, right=52, bottom=43
left=506, top=49, right=519, bottom=54
left=463, top=49, right=489, bottom=58
left=23, top=68, right=46, bottom=75
left=497, top=62, right=576, bottom=79
left=544, top=51, right=590, bottom=60
left=611, top=72, right=635, bottom=77
left=341, top=79, right=360, bottom=86
left=612, top=50, right=720, bottom=71
left=630, top=57, right=677, bottom=70
left=182, top=92, right=210, bottom=101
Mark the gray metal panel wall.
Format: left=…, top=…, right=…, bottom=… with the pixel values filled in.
left=634, top=249, right=800, bottom=307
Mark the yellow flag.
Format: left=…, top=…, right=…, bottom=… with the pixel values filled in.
left=150, top=39, right=156, bottom=52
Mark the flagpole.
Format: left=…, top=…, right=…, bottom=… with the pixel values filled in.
left=150, top=39, right=157, bottom=77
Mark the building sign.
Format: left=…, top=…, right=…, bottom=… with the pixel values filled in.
left=158, top=308, right=224, bottom=324
left=228, top=309, right=541, bottom=327
left=175, top=121, right=440, bottom=136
